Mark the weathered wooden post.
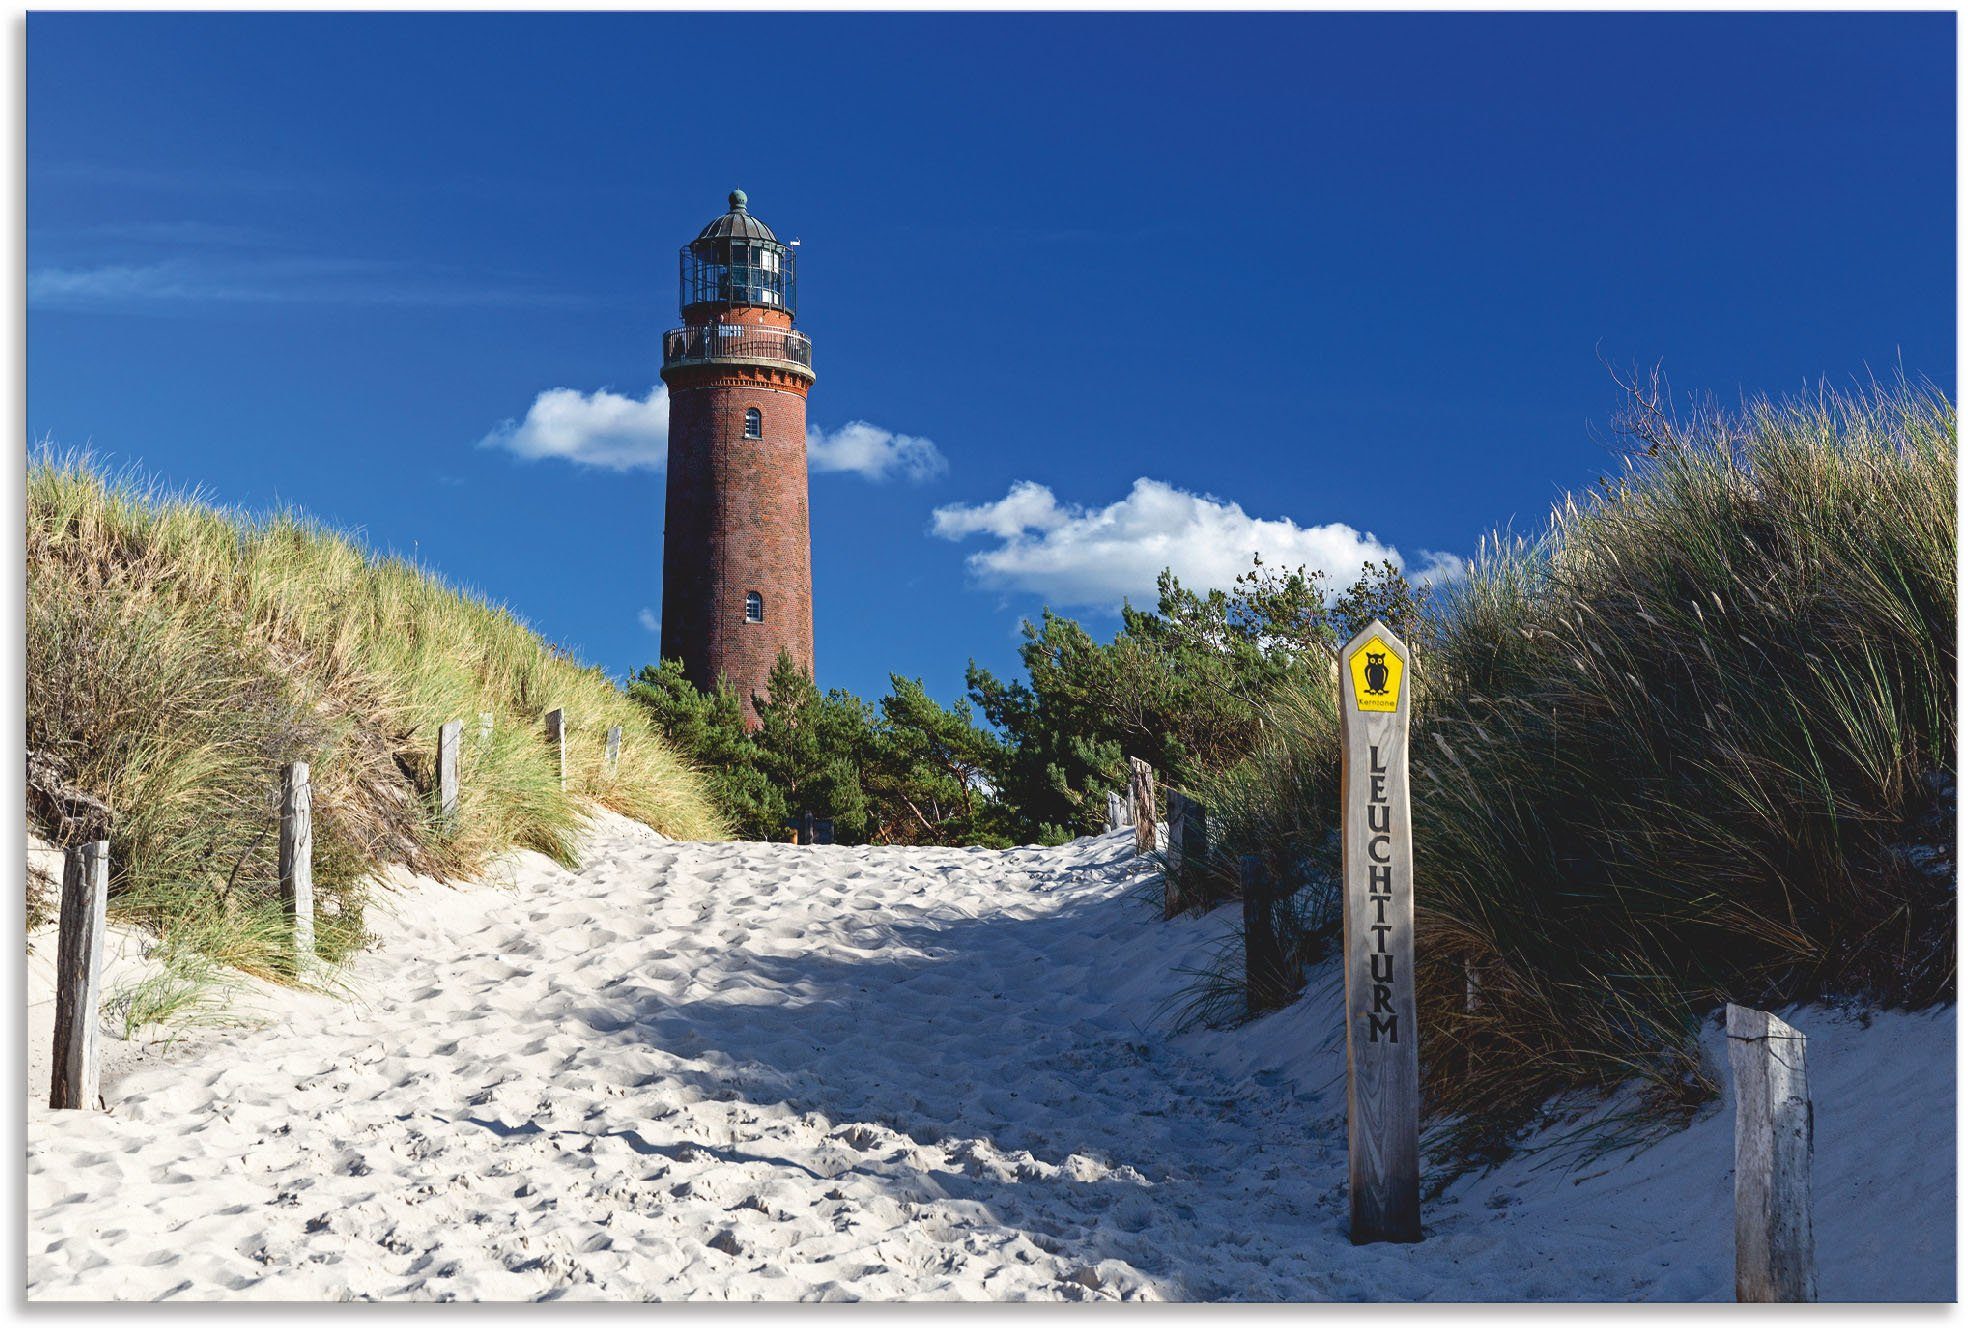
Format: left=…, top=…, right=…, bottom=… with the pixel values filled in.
left=478, top=711, right=495, bottom=743
left=1105, top=790, right=1126, bottom=834
left=1165, top=792, right=1209, bottom=917
left=1339, top=619, right=1420, bottom=1243
left=278, top=760, right=314, bottom=960
left=1728, top=1004, right=1817, bottom=1302
left=801, top=810, right=816, bottom=846
left=605, top=725, right=622, bottom=775
left=50, top=840, right=109, bottom=1110
left=437, top=719, right=462, bottom=822
left=1128, top=757, right=1156, bottom=856
left=544, top=708, right=566, bottom=791
left=1241, top=855, right=1294, bottom=1016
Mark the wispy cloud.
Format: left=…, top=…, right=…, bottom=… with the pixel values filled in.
left=638, top=607, right=659, bottom=632
left=28, top=255, right=583, bottom=312
left=932, top=477, right=1465, bottom=612
left=481, top=384, right=946, bottom=484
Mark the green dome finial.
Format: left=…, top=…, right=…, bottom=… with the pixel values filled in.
left=729, top=189, right=748, bottom=211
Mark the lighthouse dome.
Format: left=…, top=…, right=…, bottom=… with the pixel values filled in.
left=693, top=189, right=780, bottom=245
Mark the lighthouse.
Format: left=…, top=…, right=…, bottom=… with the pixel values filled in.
left=659, top=190, right=816, bottom=720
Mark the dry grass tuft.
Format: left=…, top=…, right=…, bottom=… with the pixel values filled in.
left=28, top=454, right=726, bottom=1019
left=1196, top=382, right=1956, bottom=1158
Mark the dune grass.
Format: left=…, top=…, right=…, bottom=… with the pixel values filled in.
left=28, top=454, right=726, bottom=1014
left=1193, top=383, right=1956, bottom=1158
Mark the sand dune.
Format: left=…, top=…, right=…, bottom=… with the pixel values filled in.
left=25, top=816, right=1955, bottom=1300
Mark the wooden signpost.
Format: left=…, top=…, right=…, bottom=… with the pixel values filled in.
left=1728, top=1004, right=1818, bottom=1302
left=605, top=725, right=622, bottom=775
left=50, top=840, right=109, bottom=1110
left=278, top=760, right=315, bottom=960
left=1339, top=619, right=1421, bottom=1243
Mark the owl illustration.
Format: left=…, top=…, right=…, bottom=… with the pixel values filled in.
left=1364, top=651, right=1390, bottom=696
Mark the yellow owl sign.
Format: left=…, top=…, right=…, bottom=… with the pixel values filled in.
left=1347, top=637, right=1403, bottom=713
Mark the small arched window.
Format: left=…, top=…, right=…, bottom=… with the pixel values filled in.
left=744, top=590, right=764, bottom=623
left=743, top=407, right=762, bottom=439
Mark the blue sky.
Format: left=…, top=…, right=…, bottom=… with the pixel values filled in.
left=28, top=12, right=1955, bottom=705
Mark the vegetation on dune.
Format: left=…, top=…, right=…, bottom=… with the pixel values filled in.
left=1193, top=382, right=1956, bottom=1157
left=27, top=455, right=725, bottom=1010
left=634, top=559, right=1416, bottom=848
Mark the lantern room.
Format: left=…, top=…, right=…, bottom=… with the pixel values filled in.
left=679, top=189, right=798, bottom=317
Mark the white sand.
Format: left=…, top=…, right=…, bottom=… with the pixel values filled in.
left=25, top=817, right=1956, bottom=1301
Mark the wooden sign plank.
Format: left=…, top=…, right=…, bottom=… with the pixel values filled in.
left=278, top=760, right=315, bottom=960
left=1728, top=1004, right=1818, bottom=1302
left=50, top=840, right=109, bottom=1110
left=1339, top=618, right=1421, bottom=1243
left=1128, top=757, right=1156, bottom=857
left=437, top=719, right=462, bottom=822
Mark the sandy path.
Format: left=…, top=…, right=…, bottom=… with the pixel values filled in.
left=26, top=817, right=1955, bottom=1301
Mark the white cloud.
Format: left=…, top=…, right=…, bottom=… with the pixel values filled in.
left=932, top=477, right=1465, bottom=610
left=807, top=420, right=946, bottom=483
left=480, top=385, right=671, bottom=472
left=637, top=607, right=659, bottom=632
left=482, top=388, right=945, bottom=484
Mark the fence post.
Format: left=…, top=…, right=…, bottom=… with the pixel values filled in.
left=1242, top=855, right=1293, bottom=1016
left=605, top=725, right=622, bottom=775
left=544, top=708, right=566, bottom=791
left=1339, top=619, right=1421, bottom=1244
left=1165, top=792, right=1209, bottom=918
left=801, top=810, right=816, bottom=846
left=437, top=720, right=462, bottom=822
left=1104, top=790, right=1125, bottom=833
left=1728, top=1004, right=1818, bottom=1302
left=478, top=711, right=494, bottom=743
left=279, top=760, right=314, bottom=961
left=1129, top=757, right=1156, bottom=857
left=50, top=840, right=109, bottom=1110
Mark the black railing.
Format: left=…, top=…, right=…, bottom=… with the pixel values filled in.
left=663, top=324, right=813, bottom=373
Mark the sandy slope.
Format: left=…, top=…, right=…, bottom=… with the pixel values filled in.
left=25, top=817, right=1956, bottom=1301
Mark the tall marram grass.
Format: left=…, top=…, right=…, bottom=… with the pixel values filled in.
left=1196, top=383, right=1956, bottom=1160
left=28, top=455, right=725, bottom=1000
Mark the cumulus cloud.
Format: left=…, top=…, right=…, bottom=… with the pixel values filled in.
left=482, top=388, right=944, bottom=483
left=932, top=477, right=1465, bottom=610
left=807, top=420, right=946, bottom=482
left=480, top=386, right=671, bottom=472
left=637, top=607, right=659, bottom=632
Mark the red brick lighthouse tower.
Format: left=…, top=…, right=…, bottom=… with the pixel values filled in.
left=659, top=190, right=816, bottom=718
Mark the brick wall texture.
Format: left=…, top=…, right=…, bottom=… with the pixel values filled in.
left=660, top=358, right=814, bottom=719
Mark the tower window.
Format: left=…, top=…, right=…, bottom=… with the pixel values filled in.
left=743, top=407, right=762, bottom=439
left=744, top=591, right=764, bottom=623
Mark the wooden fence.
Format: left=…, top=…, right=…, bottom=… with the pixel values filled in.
left=45, top=706, right=605, bottom=1108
